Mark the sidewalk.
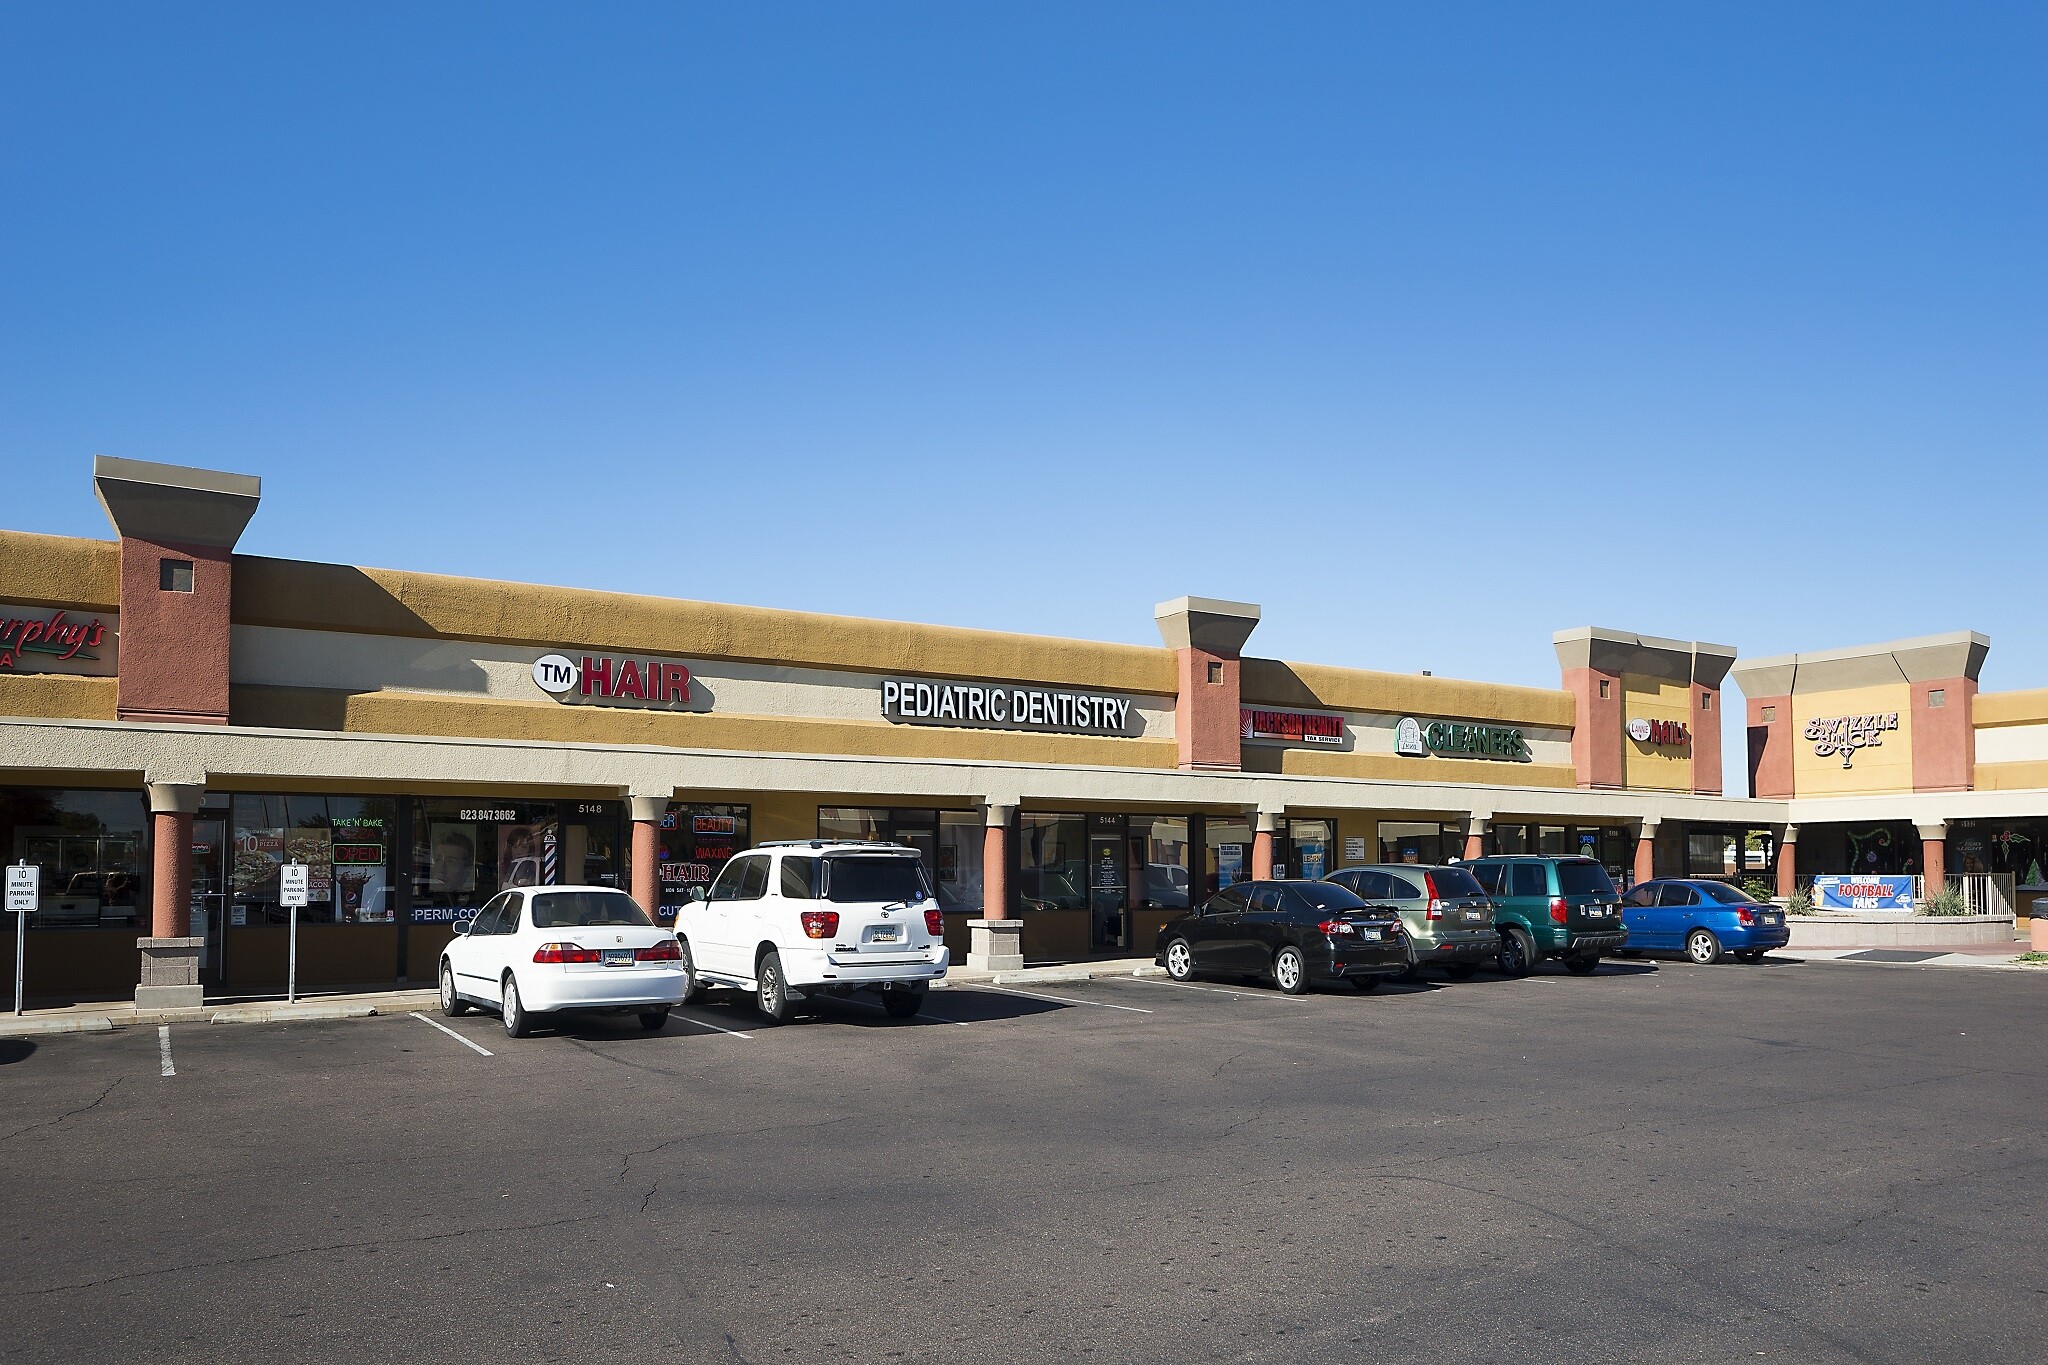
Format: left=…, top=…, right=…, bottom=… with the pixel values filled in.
left=0, top=961, right=1171, bottom=1038
left=1786, top=942, right=2047, bottom=972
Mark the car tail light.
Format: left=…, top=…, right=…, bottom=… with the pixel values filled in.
left=533, top=942, right=601, bottom=963
left=1549, top=897, right=1568, bottom=924
left=1318, top=919, right=1357, bottom=936
left=1425, top=899, right=1444, bottom=921
left=1736, top=907, right=1755, bottom=926
left=923, top=908, right=944, bottom=937
left=801, top=910, right=840, bottom=940
left=635, top=938, right=683, bottom=962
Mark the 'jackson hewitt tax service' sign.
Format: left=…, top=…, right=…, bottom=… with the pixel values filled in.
left=881, top=678, right=1136, bottom=735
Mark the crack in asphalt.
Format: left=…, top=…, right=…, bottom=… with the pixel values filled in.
left=0, top=1212, right=614, bottom=1299
left=0, top=1077, right=123, bottom=1146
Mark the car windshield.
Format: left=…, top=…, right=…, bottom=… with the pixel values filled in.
left=1428, top=868, right=1488, bottom=898
left=824, top=856, right=930, bottom=904
left=531, top=891, right=652, bottom=929
left=1289, top=883, right=1368, bottom=912
left=1557, top=861, right=1617, bottom=897
left=1697, top=881, right=1759, bottom=904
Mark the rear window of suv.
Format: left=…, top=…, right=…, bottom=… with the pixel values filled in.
left=824, top=856, right=930, bottom=904
left=531, top=891, right=652, bottom=929
left=1556, top=862, right=1617, bottom=898
left=1428, top=868, right=1487, bottom=898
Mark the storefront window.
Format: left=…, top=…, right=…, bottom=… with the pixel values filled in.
left=1380, top=822, right=1459, bottom=866
left=232, top=795, right=402, bottom=925
left=0, top=788, right=145, bottom=930
left=1203, top=816, right=1252, bottom=894
left=1538, top=826, right=1572, bottom=857
left=1018, top=813, right=1087, bottom=911
left=656, top=803, right=750, bottom=921
left=1494, top=824, right=1530, bottom=856
left=1129, top=815, right=1192, bottom=910
left=409, top=799, right=620, bottom=923
left=818, top=807, right=980, bottom=909
left=1284, top=819, right=1333, bottom=881
left=936, top=812, right=983, bottom=912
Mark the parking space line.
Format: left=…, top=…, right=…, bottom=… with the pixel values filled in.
left=157, top=1025, right=175, bottom=1077
left=409, top=1011, right=495, bottom=1056
left=672, top=1015, right=754, bottom=1040
left=1122, top=977, right=1294, bottom=1001
left=975, top=984, right=1152, bottom=1014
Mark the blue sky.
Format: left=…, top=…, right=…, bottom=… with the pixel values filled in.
left=3, top=3, right=2042, bottom=788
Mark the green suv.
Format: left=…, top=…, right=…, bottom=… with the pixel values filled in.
left=1466, top=855, right=1627, bottom=976
left=1322, top=864, right=1499, bottom=978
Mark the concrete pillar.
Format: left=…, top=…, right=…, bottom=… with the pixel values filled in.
left=629, top=795, right=666, bottom=917
left=1776, top=826, right=1799, bottom=900
left=1917, top=821, right=1947, bottom=892
left=1252, top=810, right=1279, bottom=881
left=1462, top=817, right=1490, bottom=862
left=1632, top=819, right=1660, bottom=887
left=968, top=804, right=1021, bottom=972
left=139, top=781, right=205, bottom=1008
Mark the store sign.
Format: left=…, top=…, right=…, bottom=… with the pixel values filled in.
left=1807, top=712, right=1898, bottom=769
left=1241, top=707, right=1345, bottom=746
left=1627, top=717, right=1690, bottom=747
left=880, top=678, right=1135, bottom=735
left=0, top=606, right=117, bottom=675
left=532, top=653, right=694, bottom=707
left=1812, top=874, right=1915, bottom=911
left=1397, top=716, right=1530, bottom=762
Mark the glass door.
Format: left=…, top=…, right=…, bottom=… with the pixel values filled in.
left=190, top=816, right=227, bottom=987
left=1088, top=819, right=1128, bottom=950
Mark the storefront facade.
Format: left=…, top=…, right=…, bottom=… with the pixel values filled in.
left=3, top=457, right=2042, bottom=1005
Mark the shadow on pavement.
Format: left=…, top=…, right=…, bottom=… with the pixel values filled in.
left=0, top=1038, right=37, bottom=1065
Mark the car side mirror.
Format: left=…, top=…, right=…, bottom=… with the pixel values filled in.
left=687, top=886, right=708, bottom=903
left=452, top=919, right=472, bottom=936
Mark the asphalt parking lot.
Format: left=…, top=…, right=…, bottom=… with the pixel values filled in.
left=1, top=957, right=2043, bottom=1364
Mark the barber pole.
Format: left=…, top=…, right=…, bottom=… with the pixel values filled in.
left=542, top=828, right=559, bottom=885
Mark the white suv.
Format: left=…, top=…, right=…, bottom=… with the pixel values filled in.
left=674, top=841, right=950, bottom=1023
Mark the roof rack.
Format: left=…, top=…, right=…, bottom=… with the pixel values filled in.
left=756, top=839, right=918, bottom=851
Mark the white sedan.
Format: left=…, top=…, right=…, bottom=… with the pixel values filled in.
left=439, top=885, right=687, bottom=1037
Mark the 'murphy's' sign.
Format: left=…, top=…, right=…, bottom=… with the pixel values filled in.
left=881, top=678, right=1135, bottom=735
left=0, top=606, right=117, bottom=675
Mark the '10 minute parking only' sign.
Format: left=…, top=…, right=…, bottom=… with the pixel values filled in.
left=5, top=864, right=35, bottom=913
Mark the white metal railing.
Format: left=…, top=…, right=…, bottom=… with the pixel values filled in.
left=1910, top=874, right=2013, bottom=917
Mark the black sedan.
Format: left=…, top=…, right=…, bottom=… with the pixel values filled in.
left=1154, top=880, right=1412, bottom=993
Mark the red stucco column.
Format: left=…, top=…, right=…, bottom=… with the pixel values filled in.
left=982, top=817, right=1010, bottom=919
left=1775, top=830, right=1798, bottom=900
left=150, top=808, right=193, bottom=938
left=1632, top=820, right=1659, bottom=887
left=628, top=795, right=665, bottom=916
left=1252, top=810, right=1278, bottom=880
left=1918, top=822, right=1947, bottom=892
left=1462, top=818, right=1489, bottom=861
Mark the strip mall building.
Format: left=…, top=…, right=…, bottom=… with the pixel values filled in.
left=2, top=458, right=2042, bottom=1006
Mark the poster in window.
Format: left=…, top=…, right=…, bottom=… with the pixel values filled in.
left=428, top=823, right=478, bottom=894
left=498, top=822, right=551, bottom=889
left=1298, top=840, right=1327, bottom=881
left=234, top=827, right=285, bottom=901
left=1218, top=844, right=1244, bottom=887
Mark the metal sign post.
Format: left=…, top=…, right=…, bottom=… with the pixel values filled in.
left=279, top=861, right=309, bottom=1004
left=6, top=862, right=39, bottom=1016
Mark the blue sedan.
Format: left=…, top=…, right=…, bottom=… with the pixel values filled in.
left=1618, top=879, right=1791, bottom=964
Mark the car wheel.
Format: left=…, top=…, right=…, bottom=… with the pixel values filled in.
left=1163, top=938, right=1195, bottom=982
left=1496, top=927, right=1535, bottom=978
left=675, top=937, right=706, bottom=1005
left=1272, top=945, right=1309, bottom=995
left=882, top=984, right=926, bottom=1019
left=755, top=950, right=792, bottom=1024
left=636, top=1007, right=670, bottom=1031
left=1565, top=953, right=1600, bottom=975
left=1445, top=961, right=1478, bottom=981
left=501, top=975, right=538, bottom=1038
left=439, top=960, right=469, bottom=1017
left=1686, top=929, right=1722, bottom=966
left=1352, top=975, right=1380, bottom=993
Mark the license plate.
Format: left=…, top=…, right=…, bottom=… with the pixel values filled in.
left=866, top=927, right=901, bottom=943
left=1586, top=907, right=1605, bottom=918
left=1357, top=927, right=1382, bottom=941
left=602, top=949, right=634, bottom=966
left=1764, top=914, right=1780, bottom=926
left=1463, top=909, right=1482, bottom=922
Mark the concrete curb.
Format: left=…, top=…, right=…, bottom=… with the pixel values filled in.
left=0, top=1015, right=115, bottom=1037
left=1786, top=951, right=2047, bottom=972
left=944, top=962, right=1168, bottom=987
left=210, top=1003, right=381, bottom=1024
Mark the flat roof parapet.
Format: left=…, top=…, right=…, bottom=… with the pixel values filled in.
left=93, top=454, right=262, bottom=549
left=1552, top=626, right=1736, bottom=687
left=1730, top=630, right=1990, bottom=695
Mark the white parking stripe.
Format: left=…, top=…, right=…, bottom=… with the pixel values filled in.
left=409, top=1011, right=494, bottom=1056
left=975, top=984, right=1153, bottom=1014
left=672, top=1015, right=754, bottom=1040
left=157, top=1025, right=175, bottom=1077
